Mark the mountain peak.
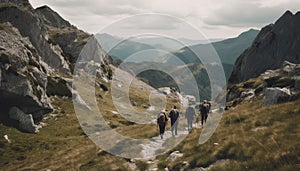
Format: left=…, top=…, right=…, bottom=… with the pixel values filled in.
left=275, top=10, right=295, bottom=25
left=283, top=10, right=293, bottom=17
left=229, top=10, right=300, bottom=84
left=35, top=5, right=72, bottom=28
left=0, top=0, right=33, bottom=10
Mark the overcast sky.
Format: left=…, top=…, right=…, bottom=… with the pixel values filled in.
left=29, top=0, right=300, bottom=39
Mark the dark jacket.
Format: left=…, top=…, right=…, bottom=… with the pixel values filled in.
left=200, top=104, right=209, bottom=115
left=169, top=109, right=179, bottom=123
left=157, top=112, right=168, bottom=125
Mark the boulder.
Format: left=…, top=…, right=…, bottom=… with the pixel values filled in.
left=281, top=61, right=297, bottom=74
left=9, top=107, right=39, bottom=133
left=262, top=87, right=291, bottom=106
left=158, top=87, right=179, bottom=98
left=240, top=89, right=255, bottom=101
left=167, top=151, right=183, bottom=161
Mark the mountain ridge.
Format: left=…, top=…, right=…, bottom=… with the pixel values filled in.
left=229, top=10, right=300, bottom=84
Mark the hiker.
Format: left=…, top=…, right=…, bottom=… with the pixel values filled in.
left=157, top=110, right=168, bottom=139
left=185, top=103, right=196, bottom=132
left=199, top=100, right=209, bottom=126
left=169, top=106, right=179, bottom=136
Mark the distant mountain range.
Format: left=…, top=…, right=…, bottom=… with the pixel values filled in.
left=97, top=29, right=259, bottom=81
left=95, top=33, right=160, bottom=61
left=163, top=29, right=259, bottom=66
left=95, top=33, right=224, bottom=61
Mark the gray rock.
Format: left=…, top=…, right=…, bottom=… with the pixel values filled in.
left=167, top=151, right=183, bottom=161
left=262, top=87, right=291, bottom=106
left=35, top=5, right=72, bottom=29
left=72, top=89, right=91, bottom=110
left=229, top=11, right=300, bottom=84
left=240, top=89, right=255, bottom=101
left=9, top=107, right=38, bottom=133
left=281, top=61, right=297, bottom=74
left=131, top=101, right=138, bottom=106
left=0, top=4, right=70, bottom=73
left=0, top=27, right=53, bottom=117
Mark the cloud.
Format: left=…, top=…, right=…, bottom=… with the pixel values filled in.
left=203, top=0, right=300, bottom=27
left=29, top=0, right=300, bottom=39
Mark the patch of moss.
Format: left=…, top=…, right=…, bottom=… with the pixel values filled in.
left=135, top=160, right=149, bottom=171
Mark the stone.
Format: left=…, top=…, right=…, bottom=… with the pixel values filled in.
left=240, top=89, right=255, bottom=101
left=262, top=87, right=291, bottom=106
left=167, top=151, right=183, bottom=161
left=4, top=135, right=11, bottom=143
left=72, top=89, right=91, bottom=110
left=9, top=107, right=39, bottom=133
left=281, top=61, right=297, bottom=74
left=131, top=101, right=138, bottom=106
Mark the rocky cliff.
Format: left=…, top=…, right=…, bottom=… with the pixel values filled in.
left=0, top=0, right=112, bottom=132
left=229, top=11, right=300, bottom=84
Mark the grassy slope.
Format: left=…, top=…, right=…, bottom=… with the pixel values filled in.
left=156, top=96, right=300, bottom=170
left=0, top=75, right=180, bottom=170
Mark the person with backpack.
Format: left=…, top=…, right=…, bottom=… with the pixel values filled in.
left=185, top=103, right=196, bottom=132
left=199, top=100, right=209, bottom=126
left=169, top=106, right=179, bottom=136
left=157, top=110, right=168, bottom=139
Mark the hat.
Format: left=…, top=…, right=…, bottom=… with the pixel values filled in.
left=203, top=100, right=207, bottom=103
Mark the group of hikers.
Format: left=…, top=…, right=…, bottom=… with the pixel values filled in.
left=157, top=100, right=211, bottom=139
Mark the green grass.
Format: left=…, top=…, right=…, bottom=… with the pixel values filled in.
left=0, top=70, right=181, bottom=170
left=155, top=97, right=300, bottom=170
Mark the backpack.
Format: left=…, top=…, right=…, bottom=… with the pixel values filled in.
left=200, top=104, right=208, bottom=114
left=157, top=113, right=166, bottom=125
left=170, top=109, right=179, bottom=120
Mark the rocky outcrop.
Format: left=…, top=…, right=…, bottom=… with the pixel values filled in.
left=35, top=5, right=72, bottom=29
left=262, top=87, right=291, bottom=106
left=227, top=61, right=300, bottom=106
left=158, top=87, right=179, bottom=98
left=0, top=1, right=113, bottom=132
left=0, top=25, right=52, bottom=123
left=0, top=3, right=71, bottom=73
left=9, top=106, right=39, bottom=133
left=0, top=0, right=34, bottom=10
left=229, top=11, right=300, bottom=84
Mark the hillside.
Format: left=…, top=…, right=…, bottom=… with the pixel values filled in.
left=1, top=63, right=299, bottom=170
left=119, top=62, right=227, bottom=100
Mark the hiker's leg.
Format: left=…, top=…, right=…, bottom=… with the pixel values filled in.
left=188, top=119, right=192, bottom=131
left=159, top=125, right=163, bottom=135
left=175, top=120, right=178, bottom=135
left=171, top=122, right=175, bottom=135
left=201, top=114, right=204, bottom=125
